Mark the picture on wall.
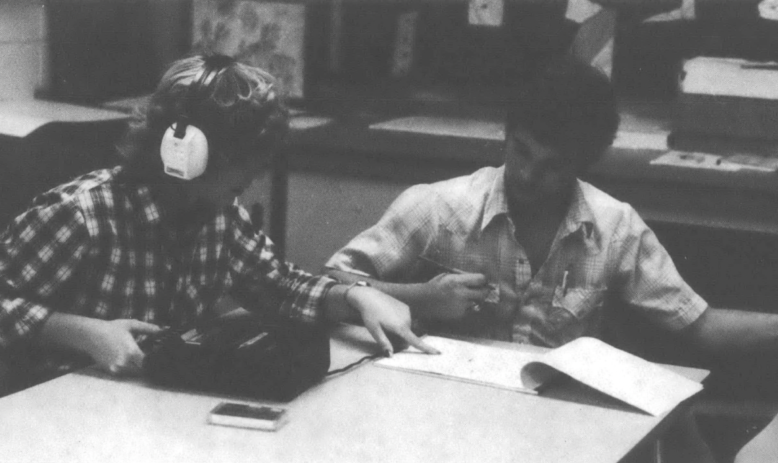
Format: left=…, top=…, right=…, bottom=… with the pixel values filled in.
left=193, top=0, right=306, bottom=99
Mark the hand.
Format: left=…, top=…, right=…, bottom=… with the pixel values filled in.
left=346, top=286, right=440, bottom=356
left=421, top=273, right=492, bottom=320
left=84, top=319, right=162, bottom=376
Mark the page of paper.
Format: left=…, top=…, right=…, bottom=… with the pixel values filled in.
left=650, top=151, right=741, bottom=171
left=723, top=153, right=778, bottom=172
left=289, top=115, right=333, bottom=131
left=537, top=337, right=703, bottom=416
left=369, top=116, right=505, bottom=141
left=375, top=336, right=542, bottom=393
left=612, top=131, right=669, bottom=151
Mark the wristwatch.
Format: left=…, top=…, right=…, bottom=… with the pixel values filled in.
left=343, top=280, right=371, bottom=306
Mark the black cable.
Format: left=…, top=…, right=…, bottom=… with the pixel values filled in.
left=326, top=353, right=384, bottom=377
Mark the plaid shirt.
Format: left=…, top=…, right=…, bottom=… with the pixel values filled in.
left=0, top=167, right=335, bottom=354
left=327, top=165, right=707, bottom=347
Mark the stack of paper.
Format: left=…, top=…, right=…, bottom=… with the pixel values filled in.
left=376, top=336, right=704, bottom=416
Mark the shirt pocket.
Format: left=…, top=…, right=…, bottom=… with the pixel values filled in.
left=546, top=285, right=607, bottom=341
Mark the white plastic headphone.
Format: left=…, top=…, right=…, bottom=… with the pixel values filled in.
left=160, top=56, right=233, bottom=180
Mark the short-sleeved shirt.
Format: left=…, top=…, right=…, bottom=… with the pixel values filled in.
left=327, top=165, right=707, bottom=347
left=0, top=167, right=335, bottom=374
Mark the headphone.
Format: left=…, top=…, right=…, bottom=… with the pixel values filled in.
left=160, top=55, right=235, bottom=180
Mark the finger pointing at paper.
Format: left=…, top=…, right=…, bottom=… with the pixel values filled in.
left=343, top=285, right=440, bottom=356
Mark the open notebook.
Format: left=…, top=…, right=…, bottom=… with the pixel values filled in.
left=375, top=336, right=703, bottom=416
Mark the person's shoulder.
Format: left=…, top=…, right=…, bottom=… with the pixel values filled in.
left=6, top=169, right=118, bottom=233
left=578, top=180, right=646, bottom=237
left=386, top=168, right=494, bottom=220
left=430, top=166, right=497, bottom=190
left=415, top=166, right=498, bottom=205
left=578, top=180, right=636, bottom=216
left=228, top=203, right=255, bottom=230
left=223, top=203, right=265, bottom=244
left=33, top=168, right=118, bottom=209
left=384, top=167, right=496, bottom=231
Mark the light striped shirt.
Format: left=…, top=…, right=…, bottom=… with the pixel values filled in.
left=327, top=165, right=707, bottom=347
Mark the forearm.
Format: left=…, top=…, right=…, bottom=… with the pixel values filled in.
left=38, top=312, right=160, bottom=375
left=324, top=282, right=424, bottom=322
left=325, top=269, right=433, bottom=318
left=38, top=312, right=104, bottom=355
left=323, top=283, right=360, bottom=323
left=684, top=308, right=778, bottom=354
left=323, top=280, right=440, bottom=355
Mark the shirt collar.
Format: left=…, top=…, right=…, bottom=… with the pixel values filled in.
left=481, top=168, right=600, bottom=250
left=559, top=181, right=600, bottom=250
left=129, top=181, right=233, bottom=230
left=481, top=165, right=510, bottom=232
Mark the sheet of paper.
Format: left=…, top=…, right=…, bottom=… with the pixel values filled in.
left=723, top=153, right=778, bottom=172
left=375, top=336, right=541, bottom=393
left=289, top=115, right=333, bottom=131
left=650, top=151, right=741, bottom=171
left=469, top=0, right=504, bottom=27
left=682, top=57, right=778, bottom=100
left=645, top=0, right=696, bottom=22
left=370, top=116, right=504, bottom=141
left=613, top=131, right=669, bottom=151
left=540, top=337, right=703, bottom=416
left=565, top=0, right=602, bottom=23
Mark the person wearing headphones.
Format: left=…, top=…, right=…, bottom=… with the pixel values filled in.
left=0, top=54, right=436, bottom=394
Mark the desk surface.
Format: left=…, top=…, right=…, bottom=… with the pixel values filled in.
left=0, top=325, right=707, bottom=463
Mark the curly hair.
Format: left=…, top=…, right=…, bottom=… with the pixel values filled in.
left=506, top=56, right=619, bottom=167
left=118, top=54, right=289, bottom=182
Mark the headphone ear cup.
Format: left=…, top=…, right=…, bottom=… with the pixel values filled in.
left=160, top=124, right=209, bottom=180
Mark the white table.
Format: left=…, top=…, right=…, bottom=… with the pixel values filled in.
left=0, top=324, right=708, bottom=463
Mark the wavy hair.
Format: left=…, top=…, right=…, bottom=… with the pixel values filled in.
left=118, top=54, right=289, bottom=182
left=506, top=56, right=619, bottom=167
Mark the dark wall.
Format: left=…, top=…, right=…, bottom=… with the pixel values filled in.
left=0, top=121, right=127, bottom=228
left=46, top=0, right=192, bottom=104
